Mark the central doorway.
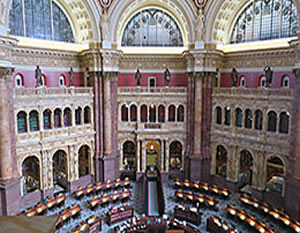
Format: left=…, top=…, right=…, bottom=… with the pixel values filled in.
left=146, top=140, right=160, bottom=168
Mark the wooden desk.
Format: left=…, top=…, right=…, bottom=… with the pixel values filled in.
left=207, top=216, right=237, bottom=233
left=107, top=205, right=134, bottom=226
left=169, top=219, right=201, bottom=233
left=174, top=205, right=202, bottom=226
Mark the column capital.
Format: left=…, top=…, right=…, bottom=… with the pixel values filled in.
left=0, top=67, right=14, bottom=82
left=293, top=68, right=300, bottom=82
left=101, top=49, right=122, bottom=72
left=102, top=71, right=119, bottom=82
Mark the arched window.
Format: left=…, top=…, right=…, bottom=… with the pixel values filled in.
left=260, top=76, right=266, bottom=88
left=255, top=110, right=263, bottom=130
left=121, top=105, right=129, bottom=122
left=22, top=156, right=40, bottom=195
left=54, top=109, right=62, bottom=128
left=216, top=145, right=227, bottom=177
left=230, top=0, right=299, bottom=44
left=84, top=106, right=91, bottom=124
left=282, top=76, right=290, bottom=88
left=158, top=105, right=165, bottom=123
left=17, top=111, right=27, bottom=133
left=122, top=141, right=136, bottom=170
left=268, top=111, right=277, bottom=132
left=149, top=105, right=156, bottom=122
left=141, top=105, right=147, bottom=122
left=121, top=8, right=183, bottom=47
left=177, top=105, right=184, bottom=122
left=59, top=75, right=65, bottom=87
left=168, top=105, right=176, bottom=122
left=224, top=107, right=231, bottom=126
left=279, top=112, right=289, bottom=134
left=15, top=74, right=23, bottom=88
left=29, top=110, right=39, bottom=132
left=43, top=109, right=51, bottom=130
left=235, top=108, right=242, bottom=127
left=40, top=75, right=46, bottom=87
left=169, top=141, right=183, bottom=170
left=266, top=156, right=285, bottom=193
left=130, top=105, right=137, bottom=122
left=75, top=107, right=82, bottom=125
left=78, top=145, right=91, bottom=177
left=245, top=109, right=252, bottom=129
left=9, top=0, right=74, bottom=42
left=240, top=76, right=246, bottom=87
left=238, top=150, right=253, bottom=189
left=63, top=108, right=72, bottom=127
left=216, top=107, right=222, bottom=125
left=52, top=150, right=68, bottom=189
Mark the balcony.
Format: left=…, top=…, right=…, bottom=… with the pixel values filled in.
left=118, top=87, right=187, bottom=96
left=118, top=121, right=186, bottom=133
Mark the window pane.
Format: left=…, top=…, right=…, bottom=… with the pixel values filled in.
left=9, top=0, right=24, bottom=36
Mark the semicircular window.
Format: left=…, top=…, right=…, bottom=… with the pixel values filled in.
left=9, top=0, right=74, bottom=43
left=121, top=8, right=183, bottom=47
left=230, top=0, right=299, bottom=44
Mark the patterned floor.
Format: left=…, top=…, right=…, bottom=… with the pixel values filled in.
left=42, top=178, right=291, bottom=232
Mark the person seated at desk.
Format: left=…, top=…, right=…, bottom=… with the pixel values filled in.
left=112, top=191, right=120, bottom=203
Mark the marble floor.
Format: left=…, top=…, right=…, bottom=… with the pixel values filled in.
left=44, top=178, right=291, bottom=232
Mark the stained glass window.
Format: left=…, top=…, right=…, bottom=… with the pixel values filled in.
left=9, top=0, right=74, bottom=42
left=230, top=0, right=298, bottom=43
left=121, top=8, right=183, bottom=47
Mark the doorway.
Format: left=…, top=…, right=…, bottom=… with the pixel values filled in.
left=146, top=140, right=160, bottom=169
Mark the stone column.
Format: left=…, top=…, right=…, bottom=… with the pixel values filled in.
left=0, top=67, right=20, bottom=215
left=137, top=139, right=141, bottom=172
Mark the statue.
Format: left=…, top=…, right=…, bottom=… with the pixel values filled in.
left=35, top=65, right=42, bottom=87
left=231, top=68, right=238, bottom=87
left=164, top=68, right=171, bottom=86
left=135, top=69, right=141, bottom=86
left=100, top=13, right=110, bottom=41
left=264, top=66, right=273, bottom=87
left=0, top=0, right=7, bottom=25
left=69, top=67, right=74, bottom=87
left=85, top=67, right=90, bottom=87
left=194, top=8, right=205, bottom=41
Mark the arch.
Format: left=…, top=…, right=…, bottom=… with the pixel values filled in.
left=279, top=112, right=290, bottom=134
left=224, top=106, right=231, bottom=126
left=84, top=106, right=91, bottom=124
left=43, top=109, right=52, bottom=130
left=78, top=145, right=91, bottom=177
left=15, top=74, right=23, bottom=88
left=282, top=75, right=290, bottom=88
left=121, top=104, right=129, bottom=122
left=17, top=111, right=27, bottom=133
left=75, top=107, right=82, bottom=125
left=52, top=149, right=68, bottom=189
left=158, top=105, right=165, bottom=123
left=149, top=105, right=156, bottom=122
left=130, top=105, right=137, bottom=122
left=63, top=107, right=72, bottom=127
left=54, top=108, right=62, bottom=128
left=21, top=155, right=40, bottom=195
left=215, top=106, right=222, bottom=125
left=235, top=108, right=242, bottom=127
left=29, top=110, right=39, bottom=132
left=168, top=104, right=176, bottom=122
left=145, top=140, right=160, bottom=168
left=122, top=141, right=136, bottom=170
left=177, top=105, right=184, bottom=122
left=260, top=76, right=267, bottom=88
left=121, top=8, right=184, bottom=47
left=141, top=105, right=148, bottom=122
left=255, top=110, right=263, bottom=130
left=240, top=76, right=246, bottom=87
left=238, top=150, right=253, bottom=189
left=58, top=75, right=65, bottom=87
left=266, top=155, right=285, bottom=194
left=216, top=145, right=227, bottom=177
left=244, top=109, right=252, bottom=129
left=169, top=140, right=183, bottom=171
left=268, top=110, right=277, bottom=132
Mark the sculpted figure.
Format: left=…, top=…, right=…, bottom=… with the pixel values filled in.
left=135, top=69, right=141, bottom=86
left=35, top=65, right=42, bottom=87
left=101, top=13, right=110, bottom=41
left=164, top=68, right=171, bottom=86
left=194, top=8, right=205, bottom=41
left=231, top=68, right=238, bottom=87
left=69, top=67, right=74, bottom=86
left=264, top=66, right=273, bottom=87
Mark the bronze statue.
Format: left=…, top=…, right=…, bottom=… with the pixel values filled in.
left=231, top=68, right=238, bottom=87
left=135, top=69, right=141, bottom=86
left=264, top=66, right=273, bottom=87
left=164, top=68, right=171, bottom=86
left=69, top=67, right=74, bottom=87
left=35, top=65, right=42, bottom=87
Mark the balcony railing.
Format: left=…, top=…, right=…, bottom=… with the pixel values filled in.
left=118, top=87, right=187, bottom=94
left=213, top=88, right=293, bottom=99
left=13, top=87, right=93, bottom=97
